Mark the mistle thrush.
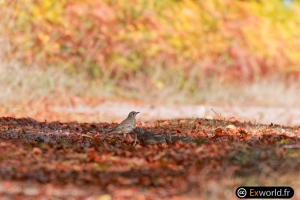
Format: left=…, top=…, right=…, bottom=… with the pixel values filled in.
left=135, top=127, right=168, bottom=145
left=105, top=111, right=140, bottom=139
left=166, top=135, right=208, bottom=144
left=134, top=128, right=207, bottom=145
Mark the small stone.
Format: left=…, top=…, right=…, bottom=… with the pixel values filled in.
left=226, top=124, right=237, bottom=130
left=285, top=132, right=295, bottom=137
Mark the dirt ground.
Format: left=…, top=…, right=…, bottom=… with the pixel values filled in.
left=4, top=97, right=299, bottom=125
left=0, top=112, right=300, bottom=199
left=52, top=100, right=300, bottom=126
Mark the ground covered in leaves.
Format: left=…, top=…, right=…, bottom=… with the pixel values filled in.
left=0, top=117, right=300, bottom=199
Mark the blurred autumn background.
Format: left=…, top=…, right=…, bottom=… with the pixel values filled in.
left=1, top=0, right=300, bottom=123
left=2, top=1, right=300, bottom=199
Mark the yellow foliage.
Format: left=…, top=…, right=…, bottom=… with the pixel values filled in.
left=2, top=0, right=300, bottom=80
left=38, top=32, right=50, bottom=44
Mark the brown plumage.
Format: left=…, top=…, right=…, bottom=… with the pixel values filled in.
left=135, top=128, right=168, bottom=145
left=105, top=111, right=140, bottom=139
left=134, top=128, right=207, bottom=145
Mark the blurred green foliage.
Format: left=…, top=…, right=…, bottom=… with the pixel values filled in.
left=1, top=0, right=300, bottom=85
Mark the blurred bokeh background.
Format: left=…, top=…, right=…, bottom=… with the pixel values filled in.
left=1, top=0, right=300, bottom=124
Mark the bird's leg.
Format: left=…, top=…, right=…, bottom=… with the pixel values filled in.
left=133, top=133, right=137, bottom=146
left=165, top=133, right=172, bottom=144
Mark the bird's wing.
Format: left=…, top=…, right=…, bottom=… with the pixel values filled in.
left=107, top=118, right=133, bottom=134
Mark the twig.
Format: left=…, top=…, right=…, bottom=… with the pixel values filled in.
left=283, top=144, right=300, bottom=149
left=211, top=108, right=222, bottom=120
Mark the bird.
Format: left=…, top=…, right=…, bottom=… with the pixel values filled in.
left=167, top=135, right=194, bottom=143
left=166, top=135, right=208, bottom=144
left=105, top=111, right=140, bottom=140
left=134, top=128, right=208, bottom=145
left=134, top=128, right=168, bottom=145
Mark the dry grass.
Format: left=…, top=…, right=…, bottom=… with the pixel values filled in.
left=0, top=50, right=113, bottom=105
left=192, top=76, right=300, bottom=107
left=1, top=54, right=300, bottom=109
left=134, top=71, right=300, bottom=107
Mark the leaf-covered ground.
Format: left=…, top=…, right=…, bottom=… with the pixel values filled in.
left=0, top=117, right=300, bottom=199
